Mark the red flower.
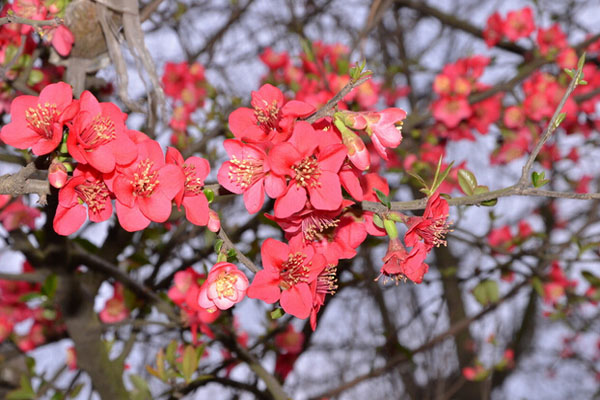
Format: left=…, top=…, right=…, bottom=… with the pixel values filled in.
left=0, top=198, right=40, bottom=231
left=228, top=83, right=314, bottom=143
left=0, top=82, right=74, bottom=155
left=483, top=12, right=504, bottom=47
left=270, top=122, right=347, bottom=218
left=404, top=192, right=451, bottom=250
left=113, top=140, right=185, bottom=232
left=198, top=262, right=249, bottom=312
left=378, top=238, right=429, bottom=284
left=166, top=147, right=210, bottom=226
left=537, top=24, right=567, bottom=56
left=217, top=139, right=286, bottom=213
left=53, top=165, right=113, bottom=236
left=67, top=91, right=137, bottom=173
left=247, top=238, right=326, bottom=319
left=49, top=25, right=75, bottom=56
left=99, top=283, right=129, bottom=323
left=503, top=7, right=535, bottom=42
left=432, top=96, right=472, bottom=129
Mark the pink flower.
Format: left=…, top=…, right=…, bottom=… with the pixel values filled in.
left=270, top=122, right=347, bottom=218
left=0, top=82, right=74, bottom=155
left=503, top=7, right=535, bottom=42
left=50, top=25, right=74, bottom=56
left=166, top=147, right=210, bottom=226
left=228, top=83, right=314, bottom=144
left=113, top=140, right=185, bottom=232
left=0, top=198, right=40, bottom=231
left=53, top=165, right=112, bottom=236
left=247, top=238, right=326, bottom=319
left=404, top=192, right=451, bottom=250
left=378, top=238, right=429, bottom=284
left=99, top=283, right=129, bottom=323
left=483, top=12, right=504, bottom=47
left=432, top=96, right=472, bottom=129
left=197, top=262, right=249, bottom=312
left=67, top=91, right=137, bottom=173
left=217, top=139, right=286, bottom=214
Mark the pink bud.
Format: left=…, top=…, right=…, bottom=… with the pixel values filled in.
left=207, top=209, right=220, bottom=232
left=341, top=129, right=370, bottom=170
left=48, top=160, right=68, bottom=188
left=198, top=262, right=249, bottom=312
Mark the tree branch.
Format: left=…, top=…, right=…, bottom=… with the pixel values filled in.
left=304, top=75, right=372, bottom=123
left=217, top=228, right=259, bottom=273
left=0, top=163, right=50, bottom=205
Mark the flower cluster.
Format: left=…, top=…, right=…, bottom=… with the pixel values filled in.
left=217, top=80, right=413, bottom=327
left=378, top=192, right=451, bottom=284
left=0, top=83, right=216, bottom=234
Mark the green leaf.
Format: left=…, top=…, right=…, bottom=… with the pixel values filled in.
left=473, top=185, right=489, bottom=195
left=41, top=274, right=58, bottom=299
left=563, top=68, right=575, bottom=78
left=68, top=383, right=84, bottom=398
left=531, top=277, right=544, bottom=297
left=374, top=189, right=391, bottom=209
left=270, top=308, right=284, bottom=319
left=554, top=112, right=566, bottom=129
left=432, top=161, right=454, bottom=193
left=577, top=51, right=586, bottom=71
left=480, top=198, right=498, bottom=207
left=214, top=239, right=224, bottom=254
left=6, top=375, right=35, bottom=400
left=165, top=340, right=177, bottom=365
left=181, top=345, right=198, bottom=383
left=204, top=188, right=214, bottom=203
left=472, top=280, right=499, bottom=306
left=19, top=292, right=45, bottom=302
left=372, top=213, right=384, bottom=228
left=531, top=171, right=549, bottom=188
left=129, top=374, right=152, bottom=400
left=582, top=271, right=600, bottom=287
left=457, top=169, right=478, bottom=196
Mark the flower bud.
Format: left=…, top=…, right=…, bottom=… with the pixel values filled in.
left=207, top=209, right=220, bottom=232
left=48, top=159, right=68, bottom=188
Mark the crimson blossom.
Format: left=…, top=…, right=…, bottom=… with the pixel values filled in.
left=0, top=82, right=75, bottom=155
left=269, top=121, right=347, bottom=218
left=113, top=139, right=185, bottom=232
left=67, top=90, right=137, bottom=173
left=247, top=238, right=326, bottom=319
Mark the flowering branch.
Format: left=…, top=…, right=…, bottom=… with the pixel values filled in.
left=517, top=55, right=585, bottom=187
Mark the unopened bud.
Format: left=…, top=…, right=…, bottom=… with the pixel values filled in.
left=383, top=219, right=398, bottom=239
left=48, top=159, right=68, bottom=188
left=207, top=209, right=220, bottom=232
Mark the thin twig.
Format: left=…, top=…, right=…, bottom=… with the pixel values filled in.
left=304, top=75, right=372, bottom=123
left=217, top=228, right=259, bottom=273
left=517, top=58, right=585, bottom=187
left=0, top=14, right=63, bottom=27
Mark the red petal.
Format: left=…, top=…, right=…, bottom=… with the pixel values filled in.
left=115, top=201, right=151, bottom=232
left=247, top=270, right=281, bottom=303
left=261, top=238, right=290, bottom=272
left=182, top=194, right=209, bottom=226
left=274, top=184, right=306, bottom=218
left=308, top=171, right=342, bottom=211
left=280, top=283, right=312, bottom=319
left=138, top=191, right=172, bottom=222
left=53, top=204, right=86, bottom=236
left=243, top=180, right=265, bottom=214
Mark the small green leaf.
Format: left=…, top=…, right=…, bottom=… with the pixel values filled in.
left=181, top=345, right=198, bottom=383
left=41, top=274, right=58, bottom=299
left=68, top=383, right=84, bottom=398
left=214, top=239, right=224, bottom=254
left=374, top=188, right=391, bottom=209
left=578, top=79, right=588, bottom=85
left=457, top=169, right=477, bottom=196
left=531, top=171, right=549, bottom=188
left=472, top=280, right=499, bottom=306
left=473, top=185, right=489, bottom=195
left=19, top=292, right=44, bottom=302
left=577, top=51, right=586, bottom=71
left=165, top=340, right=177, bottom=365
left=270, top=308, right=284, bottom=319
left=563, top=68, right=575, bottom=78
left=372, top=213, right=384, bottom=228
left=582, top=271, right=600, bottom=287
left=531, top=276, right=544, bottom=297
left=554, top=112, right=566, bottom=128
left=204, top=188, right=214, bottom=203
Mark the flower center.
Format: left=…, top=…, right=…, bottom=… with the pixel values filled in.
left=292, top=157, right=321, bottom=188
left=254, top=100, right=280, bottom=131
left=215, top=272, right=238, bottom=299
left=25, top=103, right=58, bottom=139
left=228, top=156, right=263, bottom=189
left=183, top=164, right=204, bottom=195
left=80, top=115, right=116, bottom=148
left=131, top=159, right=159, bottom=198
left=76, top=180, right=110, bottom=215
left=279, top=252, right=309, bottom=290
left=301, top=212, right=339, bottom=242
